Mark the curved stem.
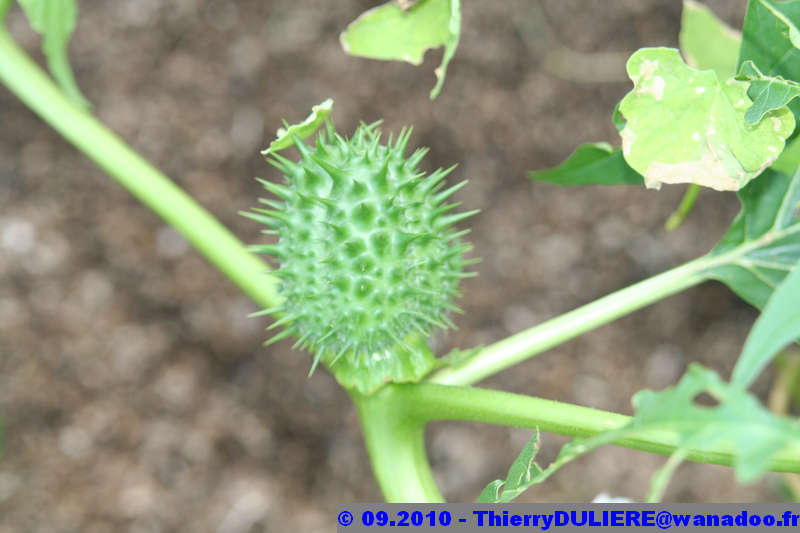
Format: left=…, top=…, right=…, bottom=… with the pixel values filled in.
left=391, top=383, right=800, bottom=474
left=0, top=25, right=280, bottom=310
left=429, top=255, right=711, bottom=386
left=350, top=388, right=444, bottom=502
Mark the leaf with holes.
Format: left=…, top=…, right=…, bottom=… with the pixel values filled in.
left=618, top=47, right=794, bottom=191
left=629, top=364, right=800, bottom=484
left=340, top=0, right=461, bottom=99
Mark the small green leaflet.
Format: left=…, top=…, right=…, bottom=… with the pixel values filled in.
left=704, top=168, right=800, bottom=309
left=619, top=48, right=794, bottom=191
left=476, top=429, right=613, bottom=503
left=679, top=0, right=741, bottom=81
left=731, top=261, right=800, bottom=390
left=261, top=98, right=333, bottom=157
left=737, top=61, right=800, bottom=124
left=477, top=430, right=544, bottom=503
left=339, top=0, right=461, bottom=99
left=16, top=0, right=88, bottom=108
left=528, top=143, right=643, bottom=186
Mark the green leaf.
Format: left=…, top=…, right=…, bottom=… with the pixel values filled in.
left=629, top=364, right=800, bottom=484
left=476, top=429, right=606, bottom=503
left=738, top=0, right=800, bottom=87
left=731, top=261, right=800, bottom=389
left=679, top=0, right=741, bottom=80
left=260, top=98, right=333, bottom=157
left=477, top=429, right=545, bottom=502
left=704, top=168, right=800, bottom=309
left=528, top=143, right=643, bottom=186
left=756, top=0, right=800, bottom=51
left=476, top=480, right=504, bottom=503
left=772, top=136, right=800, bottom=175
left=16, top=0, right=88, bottom=108
left=619, top=47, right=794, bottom=191
left=339, top=0, right=461, bottom=99
left=737, top=0, right=800, bottom=126
left=737, top=61, right=800, bottom=124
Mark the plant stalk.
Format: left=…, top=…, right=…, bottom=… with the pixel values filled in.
left=393, top=383, right=800, bottom=474
left=0, top=25, right=280, bottom=311
left=350, top=388, right=444, bottom=502
left=665, top=184, right=700, bottom=231
left=430, top=255, right=711, bottom=386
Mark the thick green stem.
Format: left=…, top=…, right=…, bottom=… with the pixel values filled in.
left=356, top=382, right=800, bottom=502
left=430, top=255, right=711, bottom=386
left=351, top=388, right=444, bottom=502
left=0, top=26, right=280, bottom=310
left=391, top=383, right=800, bottom=474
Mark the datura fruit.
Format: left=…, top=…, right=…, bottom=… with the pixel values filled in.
left=245, top=110, right=475, bottom=393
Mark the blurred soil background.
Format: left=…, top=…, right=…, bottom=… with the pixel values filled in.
left=0, top=1, right=784, bottom=532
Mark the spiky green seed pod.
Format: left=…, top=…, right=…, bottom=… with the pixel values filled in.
left=247, top=121, right=476, bottom=391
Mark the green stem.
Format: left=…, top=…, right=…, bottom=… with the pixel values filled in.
left=350, top=388, right=444, bottom=502
left=390, top=383, right=800, bottom=473
left=665, top=184, right=700, bottom=231
left=354, top=379, right=800, bottom=502
left=0, top=25, right=280, bottom=310
left=430, top=255, right=711, bottom=386
left=646, top=450, right=688, bottom=503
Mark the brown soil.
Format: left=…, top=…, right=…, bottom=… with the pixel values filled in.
left=0, top=1, right=780, bottom=532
